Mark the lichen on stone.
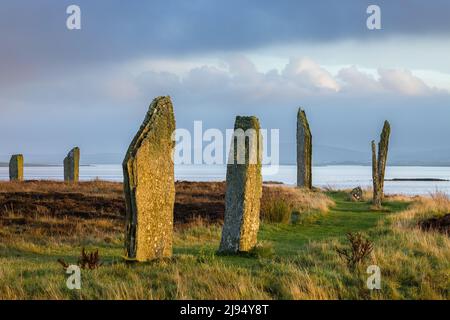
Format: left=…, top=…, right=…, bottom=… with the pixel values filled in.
left=64, top=147, right=80, bottom=183
left=372, top=120, right=391, bottom=207
left=123, top=96, right=176, bottom=262
left=297, top=108, right=312, bottom=189
left=9, top=154, right=23, bottom=182
left=219, top=116, right=262, bottom=253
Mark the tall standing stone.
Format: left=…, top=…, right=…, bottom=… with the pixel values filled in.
left=297, top=108, right=312, bottom=189
left=123, top=96, right=176, bottom=262
left=64, top=147, right=80, bottom=183
left=9, top=154, right=24, bottom=181
left=372, top=121, right=391, bottom=208
left=219, top=116, right=262, bottom=253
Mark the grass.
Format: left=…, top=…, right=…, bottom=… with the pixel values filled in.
left=0, top=181, right=448, bottom=299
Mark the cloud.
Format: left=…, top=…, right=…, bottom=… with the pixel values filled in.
left=2, top=55, right=442, bottom=117
left=378, top=68, right=433, bottom=95
left=338, top=65, right=441, bottom=96
left=131, top=57, right=443, bottom=104
left=283, top=57, right=340, bottom=92
left=130, top=56, right=346, bottom=106
left=337, top=66, right=382, bottom=93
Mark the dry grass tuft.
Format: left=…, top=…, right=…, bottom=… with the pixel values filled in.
left=0, top=180, right=334, bottom=243
left=175, top=181, right=225, bottom=224
left=261, top=186, right=334, bottom=223
left=0, top=180, right=123, bottom=197
left=0, top=180, right=125, bottom=243
left=392, top=191, right=450, bottom=229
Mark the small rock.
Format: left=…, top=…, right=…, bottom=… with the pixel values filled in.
left=351, top=187, right=363, bottom=201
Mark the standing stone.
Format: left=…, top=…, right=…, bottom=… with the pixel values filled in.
left=219, top=116, right=262, bottom=253
left=297, top=108, right=312, bottom=189
left=372, top=121, right=391, bottom=208
left=64, top=147, right=80, bottom=183
left=9, top=154, right=24, bottom=181
left=123, top=96, right=176, bottom=262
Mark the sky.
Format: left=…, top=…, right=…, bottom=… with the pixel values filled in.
left=1, top=0, right=450, bottom=165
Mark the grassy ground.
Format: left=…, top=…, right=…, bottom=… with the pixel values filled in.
left=0, top=182, right=448, bottom=299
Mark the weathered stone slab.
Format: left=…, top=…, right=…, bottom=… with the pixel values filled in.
left=9, top=154, right=24, bottom=181
left=297, top=108, right=312, bottom=189
left=372, top=120, right=391, bottom=208
left=64, top=147, right=80, bottom=183
left=219, top=116, right=262, bottom=253
left=123, top=96, right=176, bottom=261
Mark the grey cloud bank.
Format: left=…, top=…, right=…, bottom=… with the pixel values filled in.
left=2, top=0, right=450, bottom=74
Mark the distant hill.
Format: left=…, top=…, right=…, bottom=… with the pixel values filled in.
left=0, top=153, right=123, bottom=166
left=282, top=145, right=450, bottom=166
left=313, top=145, right=370, bottom=166
left=0, top=162, right=58, bottom=168
left=387, top=148, right=450, bottom=166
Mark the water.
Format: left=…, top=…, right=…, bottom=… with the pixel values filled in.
left=1, top=164, right=450, bottom=196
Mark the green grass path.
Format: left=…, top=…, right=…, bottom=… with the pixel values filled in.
left=175, top=191, right=409, bottom=266
left=259, top=191, right=409, bottom=256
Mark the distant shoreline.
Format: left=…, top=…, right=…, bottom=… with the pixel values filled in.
left=386, top=178, right=449, bottom=182
left=0, top=163, right=94, bottom=168
left=1, top=163, right=450, bottom=168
